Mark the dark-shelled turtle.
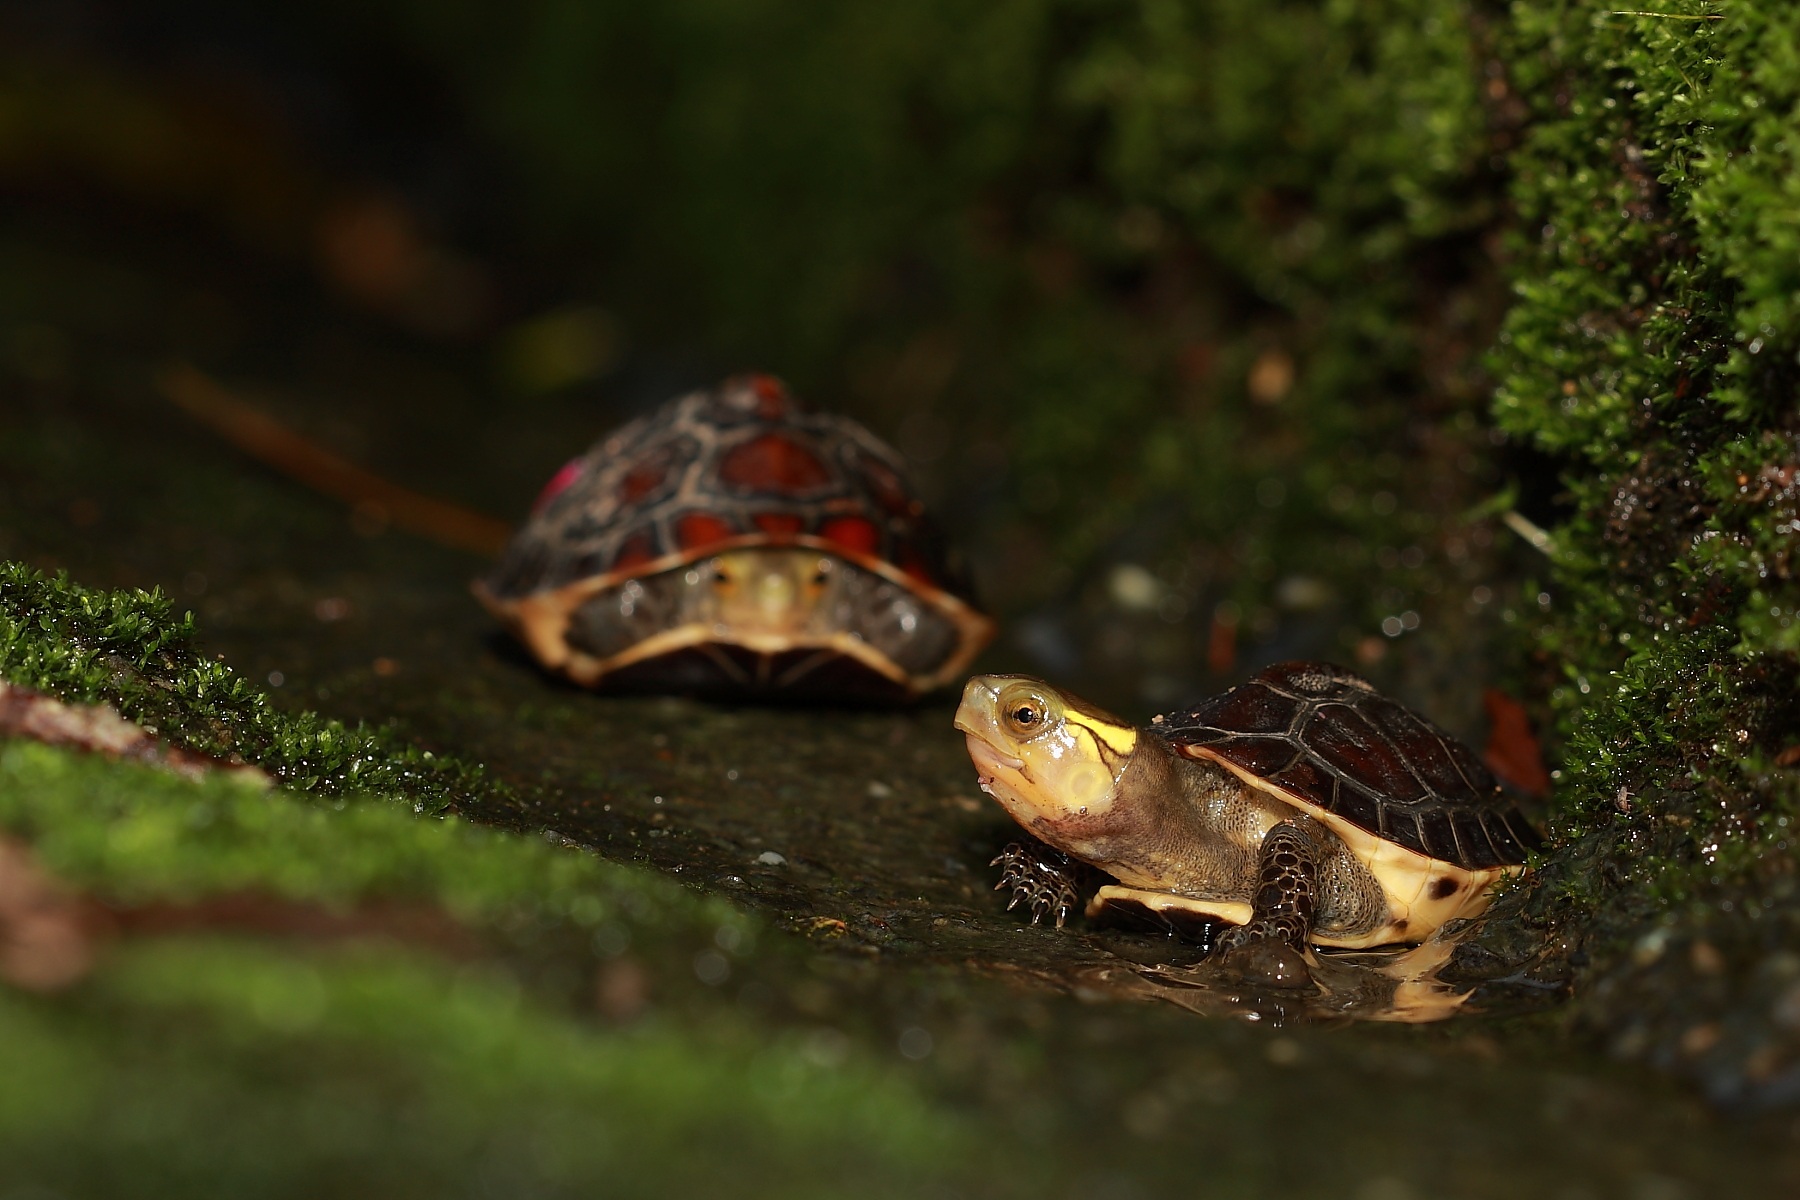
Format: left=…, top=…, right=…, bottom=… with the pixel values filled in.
left=477, top=374, right=994, bottom=701
left=955, top=661, right=1538, bottom=954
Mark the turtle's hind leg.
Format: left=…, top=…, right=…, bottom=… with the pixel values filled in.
left=1214, top=821, right=1322, bottom=984
left=990, top=841, right=1083, bottom=928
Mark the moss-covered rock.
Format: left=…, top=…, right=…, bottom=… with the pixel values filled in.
left=0, top=561, right=492, bottom=811
left=1490, top=3, right=1800, bottom=1106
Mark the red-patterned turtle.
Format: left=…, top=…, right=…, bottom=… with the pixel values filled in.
left=955, top=661, right=1539, bottom=961
left=475, top=374, right=994, bottom=701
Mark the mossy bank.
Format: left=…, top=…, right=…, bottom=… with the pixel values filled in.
left=1481, top=3, right=1800, bottom=1107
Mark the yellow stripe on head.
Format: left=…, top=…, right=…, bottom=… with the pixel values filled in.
left=1062, top=702, right=1138, bottom=759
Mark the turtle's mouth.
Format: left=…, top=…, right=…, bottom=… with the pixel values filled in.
left=961, top=733, right=1045, bottom=823
left=963, top=735, right=1026, bottom=795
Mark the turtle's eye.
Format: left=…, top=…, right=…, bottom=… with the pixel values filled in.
left=1002, top=697, right=1048, bottom=737
left=996, top=682, right=1061, bottom=738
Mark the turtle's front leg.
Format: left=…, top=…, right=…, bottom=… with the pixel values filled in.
left=991, top=840, right=1082, bottom=928
left=1215, top=821, right=1320, bottom=955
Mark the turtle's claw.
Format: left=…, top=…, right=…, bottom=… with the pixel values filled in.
left=990, top=841, right=1082, bottom=931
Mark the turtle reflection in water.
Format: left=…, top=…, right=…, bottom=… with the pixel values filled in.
left=955, top=662, right=1540, bottom=989
left=478, top=375, right=993, bottom=701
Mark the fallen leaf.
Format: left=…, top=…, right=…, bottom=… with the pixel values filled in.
left=1482, top=688, right=1551, bottom=797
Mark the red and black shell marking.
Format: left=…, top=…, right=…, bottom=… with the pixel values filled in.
left=482, top=374, right=972, bottom=602
left=1156, top=661, right=1541, bottom=870
left=475, top=374, right=993, bottom=699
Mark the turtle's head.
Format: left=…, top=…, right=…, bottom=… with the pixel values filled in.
left=703, top=548, right=836, bottom=636
left=955, top=675, right=1140, bottom=851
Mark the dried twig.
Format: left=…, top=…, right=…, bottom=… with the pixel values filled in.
left=1501, top=510, right=1557, bottom=558
left=157, top=362, right=513, bottom=556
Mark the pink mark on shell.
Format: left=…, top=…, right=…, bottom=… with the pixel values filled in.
left=532, top=458, right=585, bottom=513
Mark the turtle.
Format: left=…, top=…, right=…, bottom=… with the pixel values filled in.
left=475, top=374, right=994, bottom=701
left=954, top=661, right=1539, bottom=961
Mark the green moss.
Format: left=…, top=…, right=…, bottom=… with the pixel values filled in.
left=1492, top=0, right=1798, bottom=871
left=1007, top=0, right=1495, bottom=591
left=0, top=939, right=964, bottom=1198
left=0, top=739, right=745, bottom=940
left=1489, top=2, right=1800, bottom=1100
left=1, top=562, right=492, bottom=813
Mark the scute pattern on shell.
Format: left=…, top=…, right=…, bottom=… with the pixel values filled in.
left=483, top=375, right=967, bottom=602
left=1160, top=661, right=1540, bottom=870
